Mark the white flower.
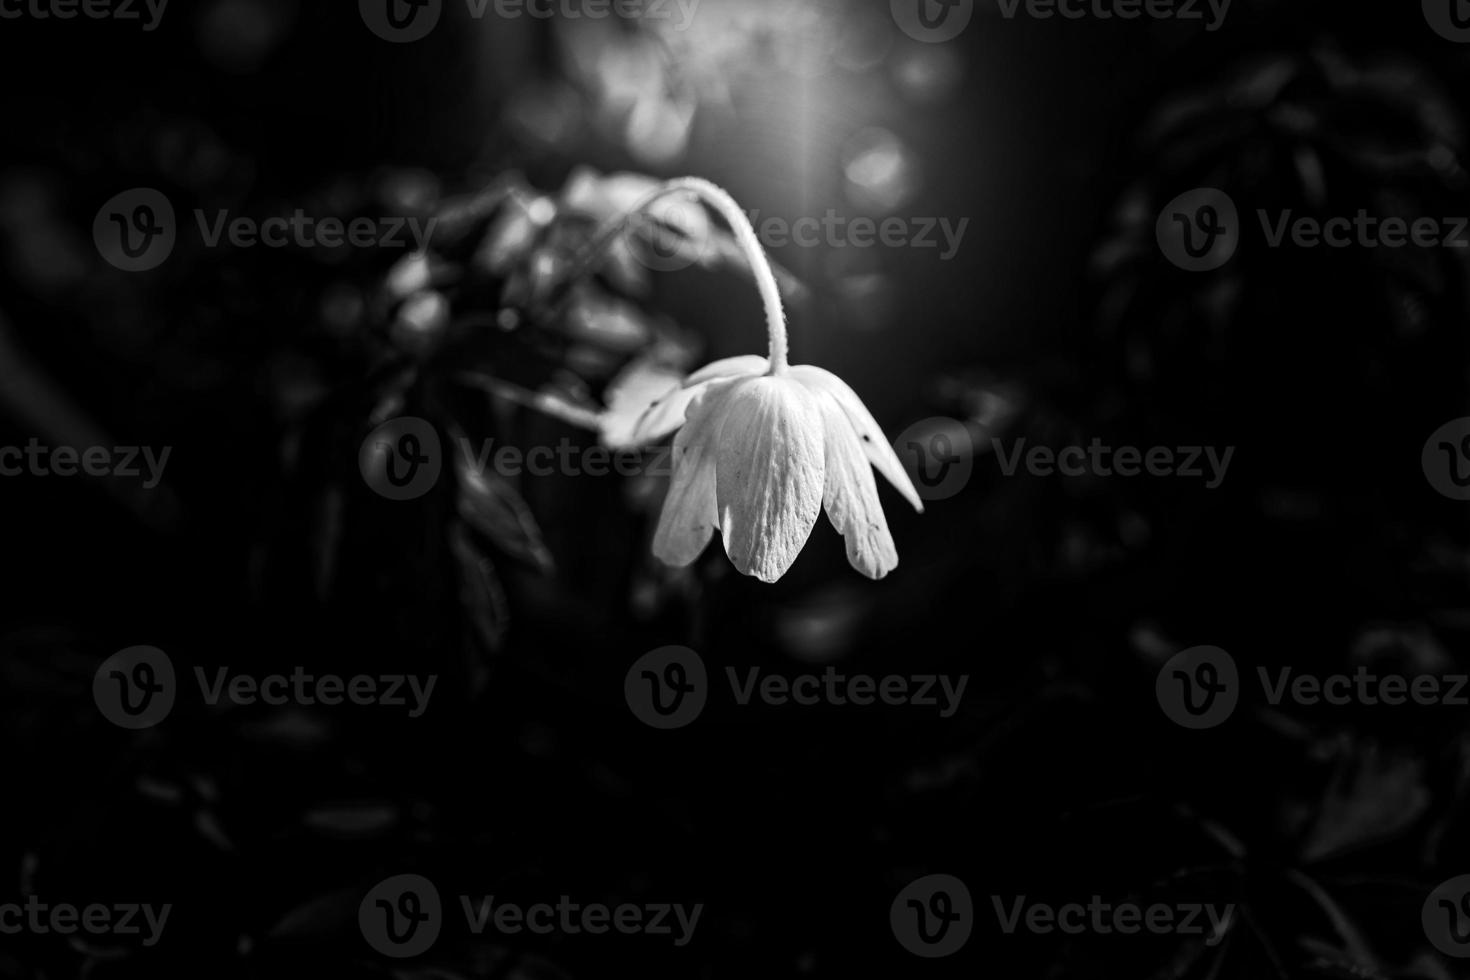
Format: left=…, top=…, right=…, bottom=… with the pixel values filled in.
left=625, top=355, right=923, bottom=583
left=592, top=177, right=924, bottom=582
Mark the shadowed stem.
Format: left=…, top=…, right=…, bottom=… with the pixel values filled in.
left=565, top=177, right=790, bottom=374
left=455, top=372, right=604, bottom=431
left=661, top=177, right=788, bottom=373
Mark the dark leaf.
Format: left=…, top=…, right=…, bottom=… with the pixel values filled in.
left=452, top=432, right=555, bottom=574
left=451, top=522, right=510, bottom=656
left=302, top=801, right=400, bottom=839
left=266, top=888, right=360, bottom=940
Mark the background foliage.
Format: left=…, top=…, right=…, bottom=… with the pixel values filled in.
left=0, top=0, right=1467, bottom=976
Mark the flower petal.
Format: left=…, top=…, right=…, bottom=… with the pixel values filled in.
left=814, top=391, right=899, bottom=579
left=715, top=376, right=826, bottom=583
left=651, top=382, right=733, bottom=567
left=614, top=355, right=767, bottom=449
left=685, top=354, right=769, bottom=386
left=789, top=365, right=924, bottom=514
left=599, top=356, right=685, bottom=449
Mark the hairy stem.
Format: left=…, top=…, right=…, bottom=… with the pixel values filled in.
left=566, top=177, right=790, bottom=374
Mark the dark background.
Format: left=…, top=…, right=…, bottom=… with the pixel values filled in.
left=0, top=0, right=1467, bottom=976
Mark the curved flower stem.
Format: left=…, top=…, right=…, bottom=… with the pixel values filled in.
left=662, top=178, right=788, bottom=374
left=563, top=177, right=790, bottom=374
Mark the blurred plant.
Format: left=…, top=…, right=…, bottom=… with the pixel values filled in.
left=1064, top=43, right=1470, bottom=980
left=275, top=167, right=918, bottom=685
left=1092, top=43, right=1469, bottom=443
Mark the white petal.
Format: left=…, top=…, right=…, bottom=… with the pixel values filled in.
left=715, top=376, right=826, bottom=583
left=617, top=355, right=767, bottom=449
left=685, top=354, right=769, bottom=386
left=651, top=383, right=732, bottom=567
left=789, top=365, right=924, bottom=514
left=599, top=356, right=685, bottom=449
left=814, top=391, right=899, bottom=579
left=560, top=168, right=657, bottom=221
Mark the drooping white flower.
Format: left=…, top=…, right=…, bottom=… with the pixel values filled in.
left=597, top=178, right=923, bottom=583
left=635, top=356, right=922, bottom=582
